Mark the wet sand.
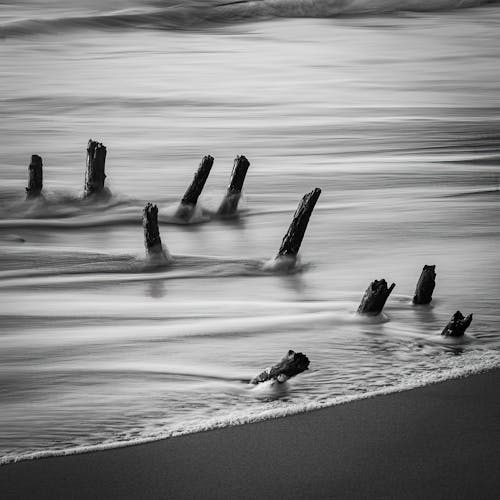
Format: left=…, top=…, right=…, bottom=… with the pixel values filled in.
left=2, top=368, right=499, bottom=499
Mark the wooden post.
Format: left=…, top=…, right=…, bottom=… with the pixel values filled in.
left=143, top=203, right=167, bottom=260
left=26, top=154, right=43, bottom=199
left=180, top=155, right=214, bottom=207
left=84, top=140, right=107, bottom=197
left=217, top=155, right=250, bottom=216
left=357, top=279, right=396, bottom=315
left=413, top=265, right=436, bottom=305
left=250, top=350, right=310, bottom=385
left=441, top=311, right=473, bottom=337
left=277, top=188, right=321, bottom=258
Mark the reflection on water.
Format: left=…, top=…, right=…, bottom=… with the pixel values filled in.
left=1, top=2, right=500, bottom=463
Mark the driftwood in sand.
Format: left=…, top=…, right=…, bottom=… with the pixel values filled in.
left=277, top=188, right=321, bottom=258
left=441, top=311, right=473, bottom=337
left=357, top=279, right=395, bottom=315
left=218, top=155, right=250, bottom=216
left=250, top=350, right=310, bottom=385
left=413, top=265, right=436, bottom=305
left=84, top=140, right=107, bottom=197
left=143, top=203, right=166, bottom=259
left=26, top=154, right=43, bottom=199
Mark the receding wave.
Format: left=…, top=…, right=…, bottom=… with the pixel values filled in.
left=1, top=354, right=498, bottom=465
left=1, top=0, right=498, bottom=38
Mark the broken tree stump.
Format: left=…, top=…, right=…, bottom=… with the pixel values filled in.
left=143, top=203, right=168, bottom=261
left=277, top=188, right=321, bottom=258
left=84, top=140, right=107, bottom=197
left=413, top=265, right=436, bottom=305
left=441, top=311, right=473, bottom=337
left=217, top=155, right=250, bottom=216
left=176, top=155, right=214, bottom=219
left=250, top=350, right=310, bottom=385
left=357, top=279, right=396, bottom=315
left=25, top=154, right=43, bottom=199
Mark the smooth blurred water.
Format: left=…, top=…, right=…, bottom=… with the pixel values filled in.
left=1, top=1, right=500, bottom=463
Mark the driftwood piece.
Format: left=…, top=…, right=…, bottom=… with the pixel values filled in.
left=180, top=155, right=214, bottom=207
left=277, top=188, right=321, bottom=258
left=84, top=140, right=107, bottom=197
left=413, top=265, right=436, bottom=305
left=441, top=311, right=473, bottom=337
left=217, top=155, right=250, bottom=216
left=357, top=279, right=395, bottom=315
left=250, top=350, right=310, bottom=385
left=143, top=203, right=166, bottom=259
left=26, top=154, right=43, bottom=199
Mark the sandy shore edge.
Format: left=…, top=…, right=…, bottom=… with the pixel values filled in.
left=2, top=368, right=499, bottom=499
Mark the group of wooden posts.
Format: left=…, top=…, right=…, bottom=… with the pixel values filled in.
left=24, top=140, right=474, bottom=385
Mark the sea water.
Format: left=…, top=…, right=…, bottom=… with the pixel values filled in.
left=1, top=0, right=499, bottom=464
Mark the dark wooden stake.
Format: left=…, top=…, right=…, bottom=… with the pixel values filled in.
left=84, top=140, right=107, bottom=197
left=26, top=154, right=43, bottom=199
left=357, top=279, right=396, bottom=315
left=217, top=155, right=250, bottom=216
left=277, top=188, right=321, bottom=258
left=143, top=203, right=166, bottom=259
left=180, top=155, right=214, bottom=207
left=250, top=350, right=310, bottom=385
left=413, top=265, right=436, bottom=305
left=441, top=311, right=473, bottom=337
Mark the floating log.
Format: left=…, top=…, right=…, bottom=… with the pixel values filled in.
left=25, top=154, right=43, bottom=199
left=250, top=350, right=310, bottom=385
left=84, top=139, right=107, bottom=197
left=143, top=203, right=167, bottom=260
left=277, top=188, right=321, bottom=258
left=357, top=279, right=395, bottom=315
left=217, top=155, right=250, bottom=216
left=441, top=311, right=473, bottom=337
left=413, top=265, right=436, bottom=305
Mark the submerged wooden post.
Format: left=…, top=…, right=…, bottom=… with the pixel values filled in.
left=217, top=155, right=250, bottom=216
left=180, top=155, right=214, bottom=206
left=143, top=203, right=167, bottom=260
left=84, top=139, right=107, bottom=197
left=277, top=188, right=321, bottom=258
left=26, top=154, right=43, bottom=199
left=413, top=265, right=436, bottom=305
left=250, top=350, right=310, bottom=385
left=441, top=311, right=473, bottom=337
left=357, top=279, right=395, bottom=315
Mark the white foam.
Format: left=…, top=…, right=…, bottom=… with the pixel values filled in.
left=2, top=352, right=498, bottom=466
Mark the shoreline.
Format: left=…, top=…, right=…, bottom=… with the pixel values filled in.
left=2, top=368, right=499, bottom=499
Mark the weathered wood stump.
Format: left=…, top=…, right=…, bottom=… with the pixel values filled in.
left=250, top=350, right=310, bottom=385
left=84, top=140, right=107, bottom=197
left=177, top=154, right=213, bottom=212
left=277, top=188, right=321, bottom=258
left=143, top=203, right=167, bottom=260
left=357, top=279, right=396, bottom=315
left=441, top=311, right=473, bottom=337
left=26, top=154, right=43, bottom=199
left=413, top=265, right=436, bottom=305
left=217, top=155, right=250, bottom=216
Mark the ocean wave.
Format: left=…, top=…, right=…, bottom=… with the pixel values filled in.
left=1, top=0, right=498, bottom=38
left=1, top=354, right=498, bottom=465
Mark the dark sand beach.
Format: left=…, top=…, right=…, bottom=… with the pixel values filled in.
left=2, top=369, right=499, bottom=500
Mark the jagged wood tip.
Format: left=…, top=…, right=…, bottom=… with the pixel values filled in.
left=180, top=155, right=214, bottom=207
left=218, top=155, right=250, bottom=216
left=26, top=154, right=43, bottom=199
left=277, top=187, right=321, bottom=258
left=357, top=279, right=396, bottom=315
left=84, top=139, right=107, bottom=197
left=413, top=265, right=436, bottom=305
left=441, top=311, right=473, bottom=337
left=250, top=350, right=310, bottom=385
